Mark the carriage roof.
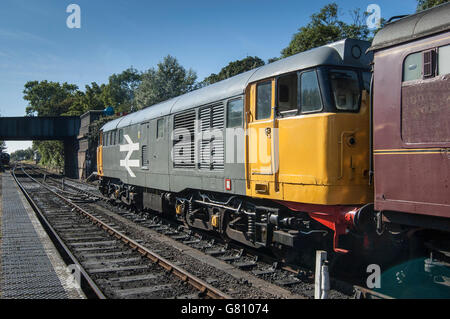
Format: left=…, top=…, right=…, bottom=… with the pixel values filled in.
left=369, top=2, right=450, bottom=52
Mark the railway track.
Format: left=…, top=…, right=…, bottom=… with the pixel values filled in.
left=12, top=165, right=230, bottom=299
left=20, top=164, right=391, bottom=299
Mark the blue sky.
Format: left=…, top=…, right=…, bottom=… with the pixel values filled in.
left=1, top=0, right=418, bottom=152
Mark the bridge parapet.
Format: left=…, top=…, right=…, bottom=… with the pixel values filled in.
left=0, top=116, right=80, bottom=140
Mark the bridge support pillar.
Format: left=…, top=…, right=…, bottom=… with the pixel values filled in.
left=64, top=138, right=79, bottom=179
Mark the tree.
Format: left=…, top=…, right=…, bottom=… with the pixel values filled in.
left=64, top=68, right=142, bottom=117
left=23, top=80, right=79, bottom=116
left=417, top=0, right=448, bottom=11
left=0, top=112, right=5, bottom=153
left=101, top=67, right=142, bottom=113
left=23, top=80, right=79, bottom=169
left=281, top=3, right=371, bottom=58
left=10, top=148, right=35, bottom=162
left=202, top=56, right=265, bottom=85
left=134, top=55, right=197, bottom=110
left=64, top=82, right=106, bottom=116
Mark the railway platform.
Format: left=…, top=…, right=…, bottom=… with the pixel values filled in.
left=0, top=171, right=85, bottom=299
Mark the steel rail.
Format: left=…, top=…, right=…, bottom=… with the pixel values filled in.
left=28, top=164, right=392, bottom=299
left=25, top=164, right=110, bottom=202
left=353, top=285, right=394, bottom=299
left=11, top=165, right=106, bottom=299
left=18, top=165, right=231, bottom=300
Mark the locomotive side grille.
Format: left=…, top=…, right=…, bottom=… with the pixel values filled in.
left=173, top=111, right=196, bottom=169
left=199, top=107, right=212, bottom=170
left=199, top=103, right=224, bottom=171
left=141, top=145, right=149, bottom=167
left=212, top=104, right=225, bottom=170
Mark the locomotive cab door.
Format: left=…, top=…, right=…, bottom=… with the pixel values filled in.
left=246, top=79, right=281, bottom=199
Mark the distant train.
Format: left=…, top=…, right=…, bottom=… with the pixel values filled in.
left=96, top=4, right=449, bottom=277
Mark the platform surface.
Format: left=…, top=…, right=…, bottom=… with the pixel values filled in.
left=0, top=171, right=85, bottom=299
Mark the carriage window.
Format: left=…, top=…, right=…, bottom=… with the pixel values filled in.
left=227, top=99, right=243, bottom=127
left=157, top=118, right=164, bottom=139
left=403, top=52, right=423, bottom=81
left=256, top=81, right=272, bottom=120
left=438, top=45, right=450, bottom=75
left=277, top=73, right=297, bottom=114
left=329, top=69, right=360, bottom=111
left=300, top=70, right=322, bottom=113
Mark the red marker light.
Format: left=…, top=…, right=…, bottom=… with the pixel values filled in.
left=225, top=179, right=232, bottom=191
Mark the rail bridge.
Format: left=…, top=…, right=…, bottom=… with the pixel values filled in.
left=0, top=112, right=103, bottom=179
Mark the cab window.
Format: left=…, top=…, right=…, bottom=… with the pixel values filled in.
left=300, top=70, right=323, bottom=113
left=256, top=81, right=272, bottom=120
left=277, top=73, right=297, bottom=115
left=329, top=69, right=360, bottom=111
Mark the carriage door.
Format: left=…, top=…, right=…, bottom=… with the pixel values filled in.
left=246, top=79, right=280, bottom=198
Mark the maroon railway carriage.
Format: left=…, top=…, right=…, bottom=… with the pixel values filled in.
left=369, top=3, right=450, bottom=261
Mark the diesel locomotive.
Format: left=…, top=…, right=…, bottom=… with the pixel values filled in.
left=96, top=4, right=450, bottom=273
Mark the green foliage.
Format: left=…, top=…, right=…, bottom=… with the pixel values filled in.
left=64, top=83, right=106, bottom=116
left=63, top=68, right=141, bottom=117
left=101, top=67, right=142, bottom=113
left=10, top=147, right=34, bottom=162
left=281, top=3, right=371, bottom=58
left=417, top=0, right=448, bottom=11
left=23, top=80, right=80, bottom=170
left=34, top=140, right=64, bottom=169
left=23, top=80, right=79, bottom=116
left=134, top=55, right=197, bottom=110
left=202, top=56, right=265, bottom=85
left=0, top=112, right=4, bottom=153
left=267, top=57, right=281, bottom=64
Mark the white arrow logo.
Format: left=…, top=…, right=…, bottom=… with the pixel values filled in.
left=120, top=135, right=140, bottom=177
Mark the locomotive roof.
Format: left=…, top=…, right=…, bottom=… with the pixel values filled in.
left=369, top=2, right=450, bottom=52
left=102, top=38, right=371, bottom=132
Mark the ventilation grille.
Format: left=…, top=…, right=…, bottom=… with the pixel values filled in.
left=141, top=145, right=149, bottom=167
left=199, top=104, right=224, bottom=170
left=173, top=111, right=196, bottom=169
left=423, top=50, right=436, bottom=79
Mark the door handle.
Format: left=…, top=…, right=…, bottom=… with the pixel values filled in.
left=265, top=127, right=271, bottom=137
